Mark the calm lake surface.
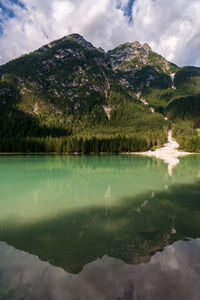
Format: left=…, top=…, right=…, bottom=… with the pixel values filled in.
left=0, top=154, right=200, bottom=299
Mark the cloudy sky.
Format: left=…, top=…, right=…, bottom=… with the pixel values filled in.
left=0, top=0, right=200, bottom=66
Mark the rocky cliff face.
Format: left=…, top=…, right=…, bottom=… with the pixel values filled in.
left=0, top=34, right=113, bottom=113
left=0, top=34, right=137, bottom=137
left=108, top=41, right=153, bottom=70
left=107, top=40, right=180, bottom=94
left=0, top=33, right=199, bottom=139
left=0, top=36, right=109, bottom=117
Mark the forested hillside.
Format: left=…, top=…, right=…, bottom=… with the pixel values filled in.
left=108, top=41, right=200, bottom=152
left=0, top=34, right=199, bottom=153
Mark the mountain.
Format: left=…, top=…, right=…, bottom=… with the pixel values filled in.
left=109, top=41, right=200, bottom=121
left=0, top=34, right=199, bottom=152
left=107, top=40, right=200, bottom=152
left=108, top=41, right=179, bottom=110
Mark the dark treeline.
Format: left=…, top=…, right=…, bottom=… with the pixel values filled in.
left=0, top=133, right=167, bottom=153
left=172, top=121, right=200, bottom=152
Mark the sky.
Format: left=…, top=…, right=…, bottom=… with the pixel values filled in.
left=0, top=0, right=200, bottom=66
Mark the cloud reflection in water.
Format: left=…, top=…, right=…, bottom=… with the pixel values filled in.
left=0, top=239, right=200, bottom=300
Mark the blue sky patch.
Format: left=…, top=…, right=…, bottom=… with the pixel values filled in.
left=117, top=0, right=134, bottom=23
left=0, top=0, right=25, bottom=34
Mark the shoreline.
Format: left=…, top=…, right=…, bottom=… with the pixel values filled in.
left=131, top=131, right=193, bottom=176
left=0, top=137, right=198, bottom=176
left=0, top=132, right=197, bottom=167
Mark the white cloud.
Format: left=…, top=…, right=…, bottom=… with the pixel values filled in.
left=52, top=1, right=75, bottom=22
left=0, top=0, right=200, bottom=66
left=1, top=239, right=200, bottom=299
left=0, top=0, right=132, bottom=65
left=130, top=0, right=200, bottom=66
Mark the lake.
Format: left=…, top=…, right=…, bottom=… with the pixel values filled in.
left=0, top=154, right=200, bottom=299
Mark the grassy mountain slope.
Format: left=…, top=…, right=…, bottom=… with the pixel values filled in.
left=107, top=41, right=200, bottom=152
left=0, top=34, right=115, bottom=137
left=107, top=41, right=180, bottom=111
left=0, top=34, right=168, bottom=152
left=108, top=42, right=200, bottom=122
left=1, top=34, right=200, bottom=152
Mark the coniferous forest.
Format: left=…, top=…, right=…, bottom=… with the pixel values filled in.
left=0, top=132, right=167, bottom=153
left=0, top=34, right=200, bottom=153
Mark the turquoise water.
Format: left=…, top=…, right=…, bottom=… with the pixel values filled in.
left=0, top=155, right=200, bottom=299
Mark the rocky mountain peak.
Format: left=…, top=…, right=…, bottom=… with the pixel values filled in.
left=98, top=47, right=105, bottom=54
left=130, top=41, right=152, bottom=53
left=68, top=33, right=83, bottom=39
left=107, top=40, right=153, bottom=70
left=68, top=33, right=96, bottom=51
left=142, top=43, right=152, bottom=53
left=131, top=41, right=142, bottom=48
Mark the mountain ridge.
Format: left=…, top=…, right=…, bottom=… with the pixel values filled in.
left=0, top=33, right=199, bottom=153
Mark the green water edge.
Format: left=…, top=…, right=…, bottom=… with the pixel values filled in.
left=0, top=154, right=200, bottom=274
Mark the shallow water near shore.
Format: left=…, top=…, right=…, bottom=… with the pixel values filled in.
left=0, top=154, right=200, bottom=299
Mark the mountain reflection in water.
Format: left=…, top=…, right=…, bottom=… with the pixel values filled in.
left=0, top=155, right=200, bottom=299
left=0, top=239, right=200, bottom=300
left=0, top=178, right=200, bottom=274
